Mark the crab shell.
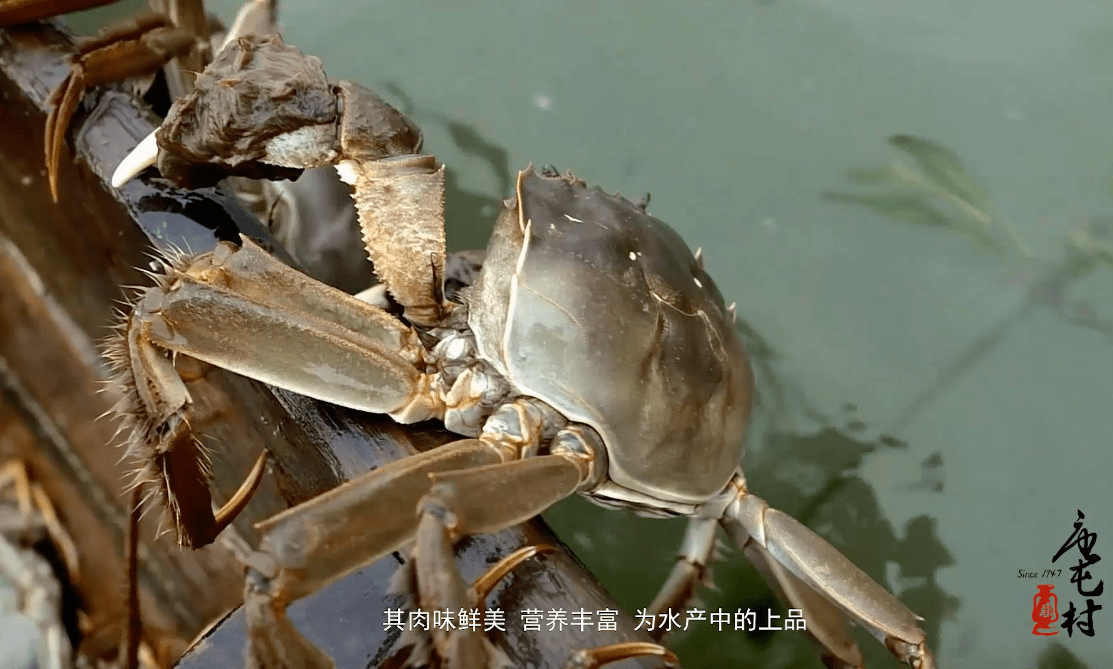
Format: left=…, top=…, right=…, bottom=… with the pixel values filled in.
left=467, top=167, right=755, bottom=507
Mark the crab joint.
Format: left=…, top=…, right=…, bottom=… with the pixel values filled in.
left=549, top=425, right=609, bottom=493
left=478, top=398, right=566, bottom=461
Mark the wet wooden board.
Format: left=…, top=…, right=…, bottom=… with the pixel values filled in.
left=0, top=19, right=672, bottom=669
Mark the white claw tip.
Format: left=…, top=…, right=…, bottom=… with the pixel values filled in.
left=352, top=284, right=391, bottom=308
left=335, top=161, right=359, bottom=185
left=112, top=129, right=161, bottom=188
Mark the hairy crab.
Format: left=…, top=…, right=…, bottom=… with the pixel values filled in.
left=105, top=32, right=937, bottom=669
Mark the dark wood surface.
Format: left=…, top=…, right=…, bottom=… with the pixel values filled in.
left=0, top=20, right=672, bottom=669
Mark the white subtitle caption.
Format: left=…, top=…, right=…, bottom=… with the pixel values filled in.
left=383, top=608, right=806, bottom=632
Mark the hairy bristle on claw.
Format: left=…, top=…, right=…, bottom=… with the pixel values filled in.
left=99, top=245, right=212, bottom=547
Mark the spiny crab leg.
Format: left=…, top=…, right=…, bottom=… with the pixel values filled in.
left=105, top=235, right=438, bottom=547
left=111, top=34, right=451, bottom=327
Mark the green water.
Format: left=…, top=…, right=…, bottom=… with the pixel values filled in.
left=69, top=1, right=1113, bottom=667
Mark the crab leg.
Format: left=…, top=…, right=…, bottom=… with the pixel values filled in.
left=406, top=441, right=682, bottom=669
left=108, top=235, right=440, bottom=547
left=240, top=405, right=616, bottom=669
left=43, top=11, right=197, bottom=201
left=646, top=516, right=717, bottom=639
left=721, top=475, right=935, bottom=669
left=34, top=0, right=279, bottom=203
left=389, top=543, right=654, bottom=667
left=736, top=533, right=865, bottom=668
left=407, top=457, right=595, bottom=669
left=386, top=543, right=560, bottom=669
left=469, top=543, right=557, bottom=604
left=131, top=239, right=433, bottom=416
left=653, top=504, right=864, bottom=665
left=561, top=643, right=680, bottom=669
left=149, top=0, right=211, bottom=97
left=0, top=0, right=118, bottom=25
left=242, top=439, right=503, bottom=669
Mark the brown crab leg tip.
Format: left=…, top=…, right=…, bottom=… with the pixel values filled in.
left=46, top=123, right=62, bottom=203
left=212, top=450, right=269, bottom=535
left=48, top=173, right=60, bottom=203
left=112, top=129, right=160, bottom=188
left=566, top=642, right=680, bottom=669
left=470, top=544, right=558, bottom=603
left=45, top=70, right=87, bottom=204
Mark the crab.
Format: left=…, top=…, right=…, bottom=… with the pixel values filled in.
left=104, top=32, right=937, bottom=669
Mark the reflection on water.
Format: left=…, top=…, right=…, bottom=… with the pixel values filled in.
left=827, top=135, right=1113, bottom=434
left=62, top=1, right=1113, bottom=667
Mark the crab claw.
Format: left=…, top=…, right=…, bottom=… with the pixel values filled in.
left=43, top=12, right=198, bottom=202
left=113, top=33, right=450, bottom=327
left=112, top=128, right=160, bottom=188
left=111, top=33, right=423, bottom=191
left=111, top=0, right=283, bottom=190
